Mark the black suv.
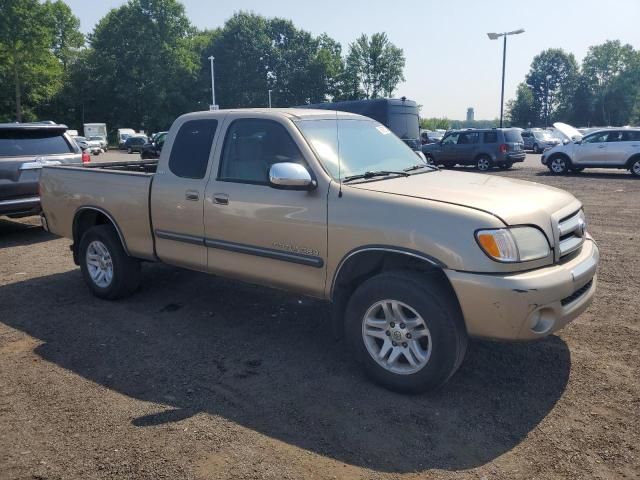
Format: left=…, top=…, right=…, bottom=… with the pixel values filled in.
left=421, top=128, right=525, bottom=171
left=123, top=135, right=148, bottom=154
left=0, top=123, right=84, bottom=218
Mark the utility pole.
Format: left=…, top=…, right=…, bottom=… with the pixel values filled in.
left=208, top=56, right=217, bottom=110
left=268, top=89, right=272, bottom=108
left=487, top=29, right=525, bottom=128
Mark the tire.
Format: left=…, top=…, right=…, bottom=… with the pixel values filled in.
left=345, top=271, right=468, bottom=393
left=548, top=155, right=569, bottom=174
left=127, top=147, right=132, bottom=154
left=499, top=162, right=513, bottom=170
left=533, top=143, right=540, bottom=154
left=441, top=161, right=455, bottom=169
left=79, top=225, right=141, bottom=300
left=424, top=153, right=435, bottom=165
left=630, top=158, right=640, bottom=177
left=475, top=155, right=492, bottom=171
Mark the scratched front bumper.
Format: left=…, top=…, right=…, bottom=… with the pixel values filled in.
left=445, top=238, right=599, bottom=340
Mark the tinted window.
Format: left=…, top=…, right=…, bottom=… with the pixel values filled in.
left=622, top=130, right=640, bottom=141
left=458, top=132, right=479, bottom=144
left=604, top=131, right=624, bottom=142
left=504, top=130, right=523, bottom=142
left=219, top=119, right=304, bottom=184
left=169, top=119, right=218, bottom=179
left=441, top=133, right=459, bottom=145
left=483, top=131, right=498, bottom=143
left=0, top=130, right=73, bottom=156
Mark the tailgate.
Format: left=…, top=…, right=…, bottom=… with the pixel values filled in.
left=40, top=166, right=155, bottom=261
left=0, top=154, right=80, bottom=200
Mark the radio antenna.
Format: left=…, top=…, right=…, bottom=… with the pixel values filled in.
left=335, top=108, right=342, bottom=198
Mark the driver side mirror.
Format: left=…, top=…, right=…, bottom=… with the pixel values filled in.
left=269, top=162, right=316, bottom=191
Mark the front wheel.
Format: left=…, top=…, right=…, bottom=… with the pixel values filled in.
left=548, top=155, right=569, bottom=174
left=345, top=271, right=467, bottom=393
left=79, top=225, right=141, bottom=300
left=630, top=158, right=640, bottom=177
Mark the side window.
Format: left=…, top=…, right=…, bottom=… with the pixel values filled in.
left=583, top=132, right=608, bottom=144
left=483, top=131, right=498, bottom=143
left=622, top=130, right=640, bottom=142
left=605, top=131, right=623, bottom=142
left=218, top=118, right=305, bottom=185
left=441, top=133, right=459, bottom=145
left=169, top=119, right=218, bottom=179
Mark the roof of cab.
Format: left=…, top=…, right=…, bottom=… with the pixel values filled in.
left=180, top=108, right=367, bottom=121
left=0, top=122, right=68, bottom=131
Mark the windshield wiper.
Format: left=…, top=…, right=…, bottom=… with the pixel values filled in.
left=403, top=163, right=439, bottom=172
left=343, top=170, right=410, bottom=183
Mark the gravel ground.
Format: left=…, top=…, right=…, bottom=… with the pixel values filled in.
left=1, top=154, right=638, bottom=480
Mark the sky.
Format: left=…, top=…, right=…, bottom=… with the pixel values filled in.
left=65, top=0, right=640, bottom=120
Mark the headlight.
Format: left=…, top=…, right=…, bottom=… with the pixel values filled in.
left=476, top=227, right=550, bottom=262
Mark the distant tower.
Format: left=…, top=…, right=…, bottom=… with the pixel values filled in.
left=466, top=107, right=475, bottom=122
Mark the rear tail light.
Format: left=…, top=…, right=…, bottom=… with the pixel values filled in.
left=499, top=143, right=508, bottom=153
left=82, top=151, right=90, bottom=164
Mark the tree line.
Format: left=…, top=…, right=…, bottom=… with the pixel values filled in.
left=0, top=0, right=406, bottom=135
left=507, top=41, right=640, bottom=128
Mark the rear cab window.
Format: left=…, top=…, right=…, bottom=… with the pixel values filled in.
left=0, top=129, right=74, bottom=157
left=169, top=119, right=218, bottom=179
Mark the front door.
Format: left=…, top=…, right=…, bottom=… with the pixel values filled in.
left=574, top=131, right=608, bottom=165
left=204, top=117, right=327, bottom=297
left=438, top=132, right=459, bottom=163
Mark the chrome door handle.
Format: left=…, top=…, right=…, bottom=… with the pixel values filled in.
left=185, top=190, right=199, bottom=201
left=214, top=193, right=229, bottom=205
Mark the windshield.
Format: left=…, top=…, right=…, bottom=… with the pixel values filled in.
left=295, top=119, right=424, bottom=180
left=534, top=131, right=554, bottom=140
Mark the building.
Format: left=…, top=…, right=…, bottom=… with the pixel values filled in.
left=466, top=107, right=475, bottom=122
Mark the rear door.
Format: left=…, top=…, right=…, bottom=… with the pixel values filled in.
left=0, top=127, right=80, bottom=202
left=151, top=118, right=220, bottom=271
left=604, top=131, right=631, bottom=166
left=455, top=131, right=479, bottom=163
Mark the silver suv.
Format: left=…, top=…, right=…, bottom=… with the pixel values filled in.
left=521, top=128, right=561, bottom=153
left=541, top=128, right=640, bottom=176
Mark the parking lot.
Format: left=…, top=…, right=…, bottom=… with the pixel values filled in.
left=1, top=153, right=638, bottom=479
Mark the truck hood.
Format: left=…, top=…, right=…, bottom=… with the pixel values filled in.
left=349, top=170, right=580, bottom=227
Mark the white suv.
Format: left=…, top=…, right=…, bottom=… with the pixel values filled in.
left=541, top=127, right=640, bottom=176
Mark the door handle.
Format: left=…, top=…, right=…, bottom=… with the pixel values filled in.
left=185, top=190, right=199, bottom=201
left=214, top=193, right=229, bottom=205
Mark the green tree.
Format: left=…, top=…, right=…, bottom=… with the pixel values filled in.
left=525, top=48, right=579, bottom=126
left=0, top=0, right=63, bottom=121
left=86, top=0, right=200, bottom=133
left=582, top=40, right=637, bottom=125
left=44, top=0, right=85, bottom=69
left=507, top=83, right=537, bottom=127
left=343, top=33, right=405, bottom=100
left=420, top=118, right=450, bottom=130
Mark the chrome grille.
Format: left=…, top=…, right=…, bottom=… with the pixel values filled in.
left=557, top=210, right=586, bottom=258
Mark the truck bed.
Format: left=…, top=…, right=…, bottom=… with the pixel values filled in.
left=40, top=162, right=157, bottom=260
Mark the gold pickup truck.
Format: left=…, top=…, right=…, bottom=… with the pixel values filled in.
left=40, top=109, right=599, bottom=392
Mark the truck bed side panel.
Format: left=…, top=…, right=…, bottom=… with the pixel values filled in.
left=40, top=166, right=155, bottom=260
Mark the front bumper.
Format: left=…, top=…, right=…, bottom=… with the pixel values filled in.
left=446, top=238, right=599, bottom=341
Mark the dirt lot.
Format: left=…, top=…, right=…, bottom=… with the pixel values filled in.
left=1, top=155, right=638, bottom=480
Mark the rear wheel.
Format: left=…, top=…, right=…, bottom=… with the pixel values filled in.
left=476, top=155, right=492, bottom=171
left=79, top=225, right=141, bottom=300
left=630, top=158, right=640, bottom=177
left=548, top=155, right=569, bottom=174
left=345, top=271, right=467, bottom=393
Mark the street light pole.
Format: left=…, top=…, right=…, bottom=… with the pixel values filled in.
left=268, top=89, right=272, bottom=108
left=487, top=29, right=525, bottom=128
left=208, top=56, right=216, bottom=109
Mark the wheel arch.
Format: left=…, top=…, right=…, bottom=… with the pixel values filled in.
left=72, top=207, right=129, bottom=264
left=329, top=247, right=460, bottom=337
left=625, top=153, right=640, bottom=168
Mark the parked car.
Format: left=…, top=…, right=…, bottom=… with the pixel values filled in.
left=521, top=129, right=561, bottom=153
left=123, top=135, right=148, bottom=153
left=40, top=108, right=599, bottom=393
left=541, top=126, right=640, bottom=176
left=140, top=132, right=167, bottom=159
left=117, top=128, right=136, bottom=149
left=86, top=136, right=104, bottom=155
left=0, top=122, right=86, bottom=218
left=421, top=128, right=525, bottom=171
left=420, top=130, right=444, bottom=144
left=72, top=135, right=89, bottom=151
